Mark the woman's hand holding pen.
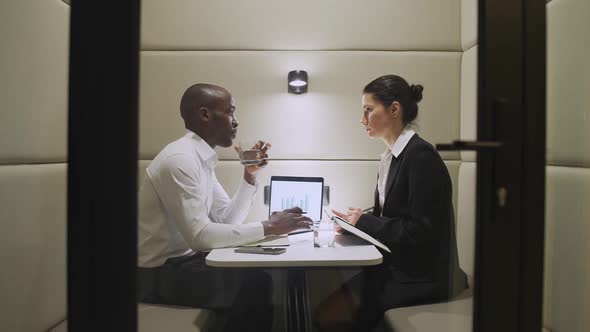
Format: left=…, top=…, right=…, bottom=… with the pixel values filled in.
left=331, top=207, right=362, bottom=226
left=330, top=206, right=373, bottom=233
left=333, top=222, right=347, bottom=235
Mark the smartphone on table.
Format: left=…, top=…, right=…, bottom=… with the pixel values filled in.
left=234, top=247, right=286, bottom=255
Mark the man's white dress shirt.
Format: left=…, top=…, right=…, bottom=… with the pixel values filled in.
left=377, top=129, right=416, bottom=210
left=138, top=131, right=264, bottom=267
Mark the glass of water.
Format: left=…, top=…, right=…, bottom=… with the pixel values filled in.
left=313, top=220, right=335, bottom=248
left=236, top=139, right=266, bottom=166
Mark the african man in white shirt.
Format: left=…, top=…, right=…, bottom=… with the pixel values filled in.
left=137, top=83, right=312, bottom=332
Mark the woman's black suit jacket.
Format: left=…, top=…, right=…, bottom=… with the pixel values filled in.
left=355, top=134, right=467, bottom=309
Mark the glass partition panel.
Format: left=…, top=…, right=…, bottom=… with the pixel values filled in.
left=136, top=1, right=475, bottom=331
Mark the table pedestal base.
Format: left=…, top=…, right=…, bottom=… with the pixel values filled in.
left=285, top=269, right=311, bottom=332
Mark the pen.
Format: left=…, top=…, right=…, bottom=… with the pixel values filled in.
left=362, top=206, right=374, bottom=213
left=324, top=207, right=373, bottom=216
left=288, top=229, right=314, bottom=235
left=270, top=210, right=308, bottom=214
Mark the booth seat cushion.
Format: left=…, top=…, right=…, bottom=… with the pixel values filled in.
left=50, top=304, right=214, bottom=332
left=383, top=288, right=549, bottom=332
left=137, top=304, right=215, bottom=332
left=384, top=289, right=472, bottom=332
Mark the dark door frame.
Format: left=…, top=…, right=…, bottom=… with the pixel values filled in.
left=474, top=0, right=546, bottom=331
left=67, top=1, right=140, bottom=331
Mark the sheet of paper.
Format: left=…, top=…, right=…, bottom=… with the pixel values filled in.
left=241, top=235, right=290, bottom=247
left=332, top=216, right=391, bottom=253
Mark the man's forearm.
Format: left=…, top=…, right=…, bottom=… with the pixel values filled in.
left=192, top=222, right=265, bottom=250
left=243, top=169, right=256, bottom=186
left=261, top=220, right=275, bottom=236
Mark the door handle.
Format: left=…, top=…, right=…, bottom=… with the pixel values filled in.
left=437, top=97, right=508, bottom=152
left=436, top=140, right=503, bottom=151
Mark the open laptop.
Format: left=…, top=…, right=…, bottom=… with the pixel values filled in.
left=268, top=176, right=324, bottom=223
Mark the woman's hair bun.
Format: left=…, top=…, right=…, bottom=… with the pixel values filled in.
left=410, top=84, right=424, bottom=102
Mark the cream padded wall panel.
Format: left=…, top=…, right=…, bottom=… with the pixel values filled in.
left=207, top=160, right=459, bottom=226
left=544, top=166, right=590, bottom=332
left=0, top=164, right=66, bottom=332
left=141, top=0, right=461, bottom=51
left=138, top=160, right=460, bottom=229
left=461, top=0, right=478, bottom=50
left=139, top=160, right=377, bottom=224
left=457, top=162, right=476, bottom=278
left=460, top=46, right=477, bottom=162
left=139, top=160, right=150, bottom=191
left=547, top=0, right=590, bottom=167
left=0, top=0, right=69, bottom=163
left=140, top=51, right=461, bottom=160
left=447, top=161, right=461, bottom=215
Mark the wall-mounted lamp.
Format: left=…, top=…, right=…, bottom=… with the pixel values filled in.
left=288, top=70, right=308, bottom=94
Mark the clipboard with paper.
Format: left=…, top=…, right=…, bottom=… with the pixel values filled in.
left=325, top=209, right=391, bottom=253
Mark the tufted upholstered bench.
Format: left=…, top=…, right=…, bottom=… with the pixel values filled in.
left=50, top=304, right=214, bottom=332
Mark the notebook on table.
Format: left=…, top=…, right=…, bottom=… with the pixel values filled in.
left=324, top=209, right=391, bottom=253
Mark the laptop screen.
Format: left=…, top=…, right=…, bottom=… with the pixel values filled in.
left=269, top=176, right=324, bottom=222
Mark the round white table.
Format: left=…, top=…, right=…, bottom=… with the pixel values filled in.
left=206, top=232, right=383, bottom=332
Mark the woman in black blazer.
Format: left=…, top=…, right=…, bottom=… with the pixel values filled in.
left=315, top=75, right=467, bottom=332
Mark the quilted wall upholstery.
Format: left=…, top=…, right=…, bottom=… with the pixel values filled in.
left=0, top=165, right=67, bottom=332
left=139, top=51, right=461, bottom=161
left=138, top=160, right=461, bottom=228
left=461, top=0, right=478, bottom=51
left=141, top=0, right=461, bottom=51
left=137, top=0, right=465, bottom=215
left=0, top=0, right=69, bottom=164
left=456, top=0, right=478, bottom=293
left=137, top=1, right=467, bottom=280
left=544, top=167, right=590, bottom=332
left=457, top=0, right=478, bottom=276
left=543, top=0, right=590, bottom=331
left=460, top=46, right=477, bottom=163
left=457, top=162, right=476, bottom=278
left=0, top=0, right=69, bottom=331
left=546, top=0, right=590, bottom=168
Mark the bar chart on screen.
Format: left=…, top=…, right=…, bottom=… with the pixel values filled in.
left=269, top=177, right=323, bottom=222
left=281, top=194, right=310, bottom=211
